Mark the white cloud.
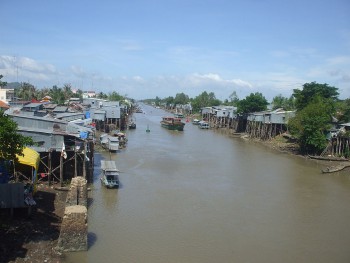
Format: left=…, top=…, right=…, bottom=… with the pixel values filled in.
left=186, top=73, right=252, bottom=88
left=0, top=55, right=58, bottom=82
left=132, top=76, right=144, bottom=82
left=327, top=56, right=350, bottom=66
left=71, top=65, right=88, bottom=78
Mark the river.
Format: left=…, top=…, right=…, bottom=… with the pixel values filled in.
left=65, top=103, right=350, bottom=263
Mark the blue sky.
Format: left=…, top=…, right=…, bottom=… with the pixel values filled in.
left=0, top=0, right=349, bottom=101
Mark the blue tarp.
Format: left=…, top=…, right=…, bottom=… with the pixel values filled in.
left=80, top=131, right=88, bottom=139
left=0, top=161, right=10, bottom=184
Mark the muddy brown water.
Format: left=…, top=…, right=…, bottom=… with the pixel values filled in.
left=65, top=104, right=350, bottom=263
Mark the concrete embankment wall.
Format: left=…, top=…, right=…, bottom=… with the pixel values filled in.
left=57, top=176, right=88, bottom=252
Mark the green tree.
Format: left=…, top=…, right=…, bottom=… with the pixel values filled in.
left=15, top=82, right=37, bottom=101
left=97, top=91, right=108, bottom=99
left=293, top=82, right=339, bottom=111
left=154, top=96, right=162, bottom=106
left=108, top=91, right=124, bottom=101
left=237, top=92, right=268, bottom=113
left=162, top=96, right=174, bottom=108
left=336, top=99, right=350, bottom=123
left=228, top=91, right=240, bottom=106
left=72, top=89, right=84, bottom=100
left=0, top=75, right=7, bottom=88
left=191, top=91, right=221, bottom=112
left=49, top=85, right=65, bottom=104
left=271, top=94, right=295, bottom=110
left=0, top=110, right=34, bottom=161
left=288, top=96, right=333, bottom=154
left=62, top=83, right=73, bottom=100
left=174, top=93, right=189, bottom=105
left=35, top=87, right=50, bottom=101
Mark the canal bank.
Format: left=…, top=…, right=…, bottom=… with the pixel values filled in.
left=66, top=104, right=350, bottom=263
left=2, top=104, right=349, bottom=263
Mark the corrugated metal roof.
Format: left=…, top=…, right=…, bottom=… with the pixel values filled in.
left=101, top=160, right=119, bottom=171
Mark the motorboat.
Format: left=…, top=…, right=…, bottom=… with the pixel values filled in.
left=100, top=160, right=120, bottom=188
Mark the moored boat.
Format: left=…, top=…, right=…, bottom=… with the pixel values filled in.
left=160, top=116, right=185, bottom=131
left=192, top=118, right=200, bottom=125
left=100, top=160, right=120, bottom=188
left=174, top=113, right=184, bottom=118
left=198, top=121, right=209, bottom=129
left=128, top=122, right=136, bottom=129
left=308, top=155, right=349, bottom=161
left=107, top=136, right=119, bottom=152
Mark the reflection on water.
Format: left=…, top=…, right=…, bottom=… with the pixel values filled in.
left=65, top=104, right=350, bottom=263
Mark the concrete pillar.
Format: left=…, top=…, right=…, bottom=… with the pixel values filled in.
left=57, top=205, right=88, bottom=252
left=57, top=176, right=88, bottom=252
left=66, top=176, right=87, bottom=207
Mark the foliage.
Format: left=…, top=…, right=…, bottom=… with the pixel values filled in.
left=0, top=110, right=34, bottom=161
left=223, top=91, right=240, bottom=106
left=174, top=93, right=189, bottom=105
left=154, top=96, right=162, bottom=106
left=35, top=87, right=50, bottom=101
left=49, top=85, right=66, bottom=104
left=0, top=75, right=7, bottom=87
left=271, top=94, right=295, bottom=110
left=163, top=96, right=174, bottom=107
left=15, top=82, right=37, bottom=101
left=72, top=89, right=84, bottom=100
left=97, top=91, right=108, bottom=99
left=336, top=98, right=350, bottom=123
left=288, top=96, right=333, bottom=154
left=293, top=82, right=339, bottom=111
left=237, top=92, right=268, bottom=114
left=108, top=91, right=124, bottom=101
left=191, top=91, right=221, bottom=112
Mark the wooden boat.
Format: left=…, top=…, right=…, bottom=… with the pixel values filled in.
left=308, top=155, right=349, bottom=162
left=160, top=116, right=185, bottom=131
left=100, top=160, right=120, bottom=188
left=100, top=133, right=109, bottom=147
left=128, top=122, right=136, bottom=129
left=198, top=121, right=209, bottom=129
left=322, top=163, right=350, bottom=173
left=174, top=113, right=184, bottom=118
left=128, top=117, right=137, bottom=129
left=107, top=136, right=119, bottom=152
left=192, top=119, right=200, bottom=125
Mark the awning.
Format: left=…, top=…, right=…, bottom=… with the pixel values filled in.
left=16, top=147, right=40, bottom=171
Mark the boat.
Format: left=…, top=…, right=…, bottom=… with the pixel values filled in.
left=192, top=119, right=200, bottom=125
left=116, top=132, right=127, bottom=148
left=128, top=116, right=137, bottom=129
left=100, top=160, right=120, bottom=188
left=107, top=136, right=119, bottom=152
left=322, top=163, right=350, bottom=173
left=308, top=155, right=349, bottom=162
left=160, top=116, right=185, bottom=131
left=128, top=122, right=136, bottom=129
left=174, top=113, right=184, bottom=118
left=100, top=133, right=109, bottom=148
left=198, top=121, right=209, bottom=129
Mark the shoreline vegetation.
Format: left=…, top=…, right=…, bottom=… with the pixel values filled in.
left=1, top=125, right=349, bottom=262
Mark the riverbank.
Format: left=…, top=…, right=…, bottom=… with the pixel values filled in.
left=1, top=130, right=348, bottom=262
left=0, top=183, right=68, bottom=263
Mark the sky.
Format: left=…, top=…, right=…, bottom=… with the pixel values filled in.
left=0, top=0, right=349, bottom=101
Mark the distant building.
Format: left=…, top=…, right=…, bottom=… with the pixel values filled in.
left=0, top=87, right=14, bottom=103
left=82, top=91, right=96, bottom=98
